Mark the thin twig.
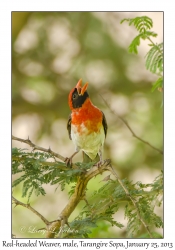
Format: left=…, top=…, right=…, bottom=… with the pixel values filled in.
left=118, top=115, right=163, bottom=154
left=12, top=196, right=49, bottom=226
left=107, top=164, right=153, bottom=238
left=101, top=96, right=163, bottom=155
left=12, top=135, right=66, bottom=162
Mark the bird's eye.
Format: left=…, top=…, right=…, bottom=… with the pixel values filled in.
left=73, top=93, right=77, bottom=99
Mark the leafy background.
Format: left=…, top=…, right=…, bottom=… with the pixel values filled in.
left=12, top=12, right=163, bottom=238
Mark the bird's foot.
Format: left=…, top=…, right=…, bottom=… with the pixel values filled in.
left=94, top=160, right=104, bottom=168
left=64, top=157, right=73, bottom=167
left=65, top=151, right=79, bottom=167
left=94, top=159, right=111, bottom=168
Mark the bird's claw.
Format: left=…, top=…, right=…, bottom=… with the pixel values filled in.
left=64, top=157, right=73, bottom=167
left=94, top=160, right=103, bottom=168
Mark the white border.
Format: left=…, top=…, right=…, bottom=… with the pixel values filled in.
left=1, top=0, right=175, bottom=245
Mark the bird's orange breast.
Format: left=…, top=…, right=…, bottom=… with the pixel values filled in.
left=71, top=98, right=102, bottom=135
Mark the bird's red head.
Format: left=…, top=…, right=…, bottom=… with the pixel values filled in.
left=68, top=79, right=89, bottom=110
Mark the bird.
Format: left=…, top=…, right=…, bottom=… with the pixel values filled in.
left=65, top=79, right=107, bottom=166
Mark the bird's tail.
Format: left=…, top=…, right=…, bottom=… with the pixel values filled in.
left=82, top=152, right=100, bottom=163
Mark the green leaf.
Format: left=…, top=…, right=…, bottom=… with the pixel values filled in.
left=22, top=179, right=32, bottom=197
left=141, top=31, right=157, bottom=40
left=27, top=187, right=34, bottom=202
left=145, top=43, right=163, bottom=74
left=12, top=175, right=28, bottom=187
left=151, top=77, right=163, bottom=92
left=121, top=16, right=153, bottom=33
left=128, top=34, right=141, bottom=54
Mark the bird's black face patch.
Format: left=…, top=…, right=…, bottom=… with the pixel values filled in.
left=71, top=88, right=89, bottom=108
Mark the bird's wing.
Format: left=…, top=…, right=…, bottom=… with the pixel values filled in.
left=67, top=114, right=72, bottom=140
left=101, top=111, right=108, bottom=137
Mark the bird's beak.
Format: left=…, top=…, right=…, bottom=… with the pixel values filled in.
left=81, top=82, right=88, bottom=95
left=76, top=79, right=88, bottom=95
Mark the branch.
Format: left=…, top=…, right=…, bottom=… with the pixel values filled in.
left=12, top=135, right=66, bottom=162
left=12, top=196, right=49, bottom=226
left=45, top=159, right=111, bottom=238
left=106, top=164, right=153, bottom=238
left=101, top=96, right=163, bottom=155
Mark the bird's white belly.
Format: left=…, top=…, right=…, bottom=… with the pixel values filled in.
left=71, top=124, right=105, bottom=159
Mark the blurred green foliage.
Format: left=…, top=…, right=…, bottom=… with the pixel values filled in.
left=12, top=12, right=163, bottom=238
